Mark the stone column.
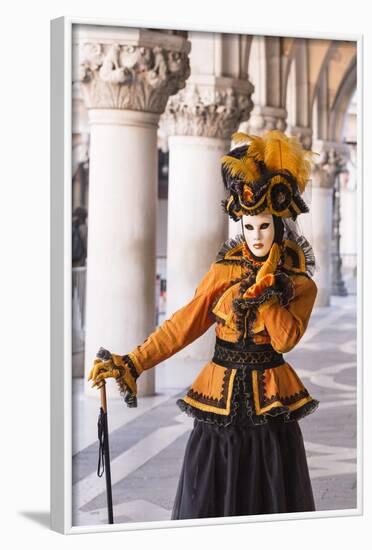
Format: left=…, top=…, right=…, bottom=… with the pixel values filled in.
left=238, top=104, right=287, bottom=141
left=230, top=35, right=288, bottom=248
left=328, top=150, right=349, bottom=296
left=158, top=78, right=253, bottom=388
left=74, top=27, right=191, bottom=397
left=239, top=36, right=287, bottom=135
left=311, top=142, right=348, bottom=306
left=240, top=105, right=287, bottom=134
left=287, top=126, right=314, bottom=245
left=311, top=161, right=334, bottom=307
left=339, top=162, right=357, bottom=271
left=290, top=126, right=313, bottom=151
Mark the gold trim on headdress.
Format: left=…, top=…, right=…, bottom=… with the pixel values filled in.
left=221, top=130, right=317, bottom=221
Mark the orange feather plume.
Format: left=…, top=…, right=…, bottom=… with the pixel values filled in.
left=220, top=153, right=261, bottom=184
left=231, top=130, right=316, bottom=193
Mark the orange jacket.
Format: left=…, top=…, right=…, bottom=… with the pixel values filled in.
left=125, top=235, right=319, bottom=425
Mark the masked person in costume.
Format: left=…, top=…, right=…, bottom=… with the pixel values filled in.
left=88, top=130, right=319, bottom=519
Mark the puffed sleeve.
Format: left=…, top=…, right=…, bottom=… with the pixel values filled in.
left=259, top=274, right=317, bottom=353
left=126, top=261, right=232, bottom=375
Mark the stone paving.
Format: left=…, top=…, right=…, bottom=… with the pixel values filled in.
left=72, top=274, right=358, bottom=527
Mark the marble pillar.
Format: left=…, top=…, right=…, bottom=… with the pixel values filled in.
left=74, top=26, right=191, bottom=397
left=157, top=78, right=254, bottom=387
left=311, top=173, right=334, bottom=307
left=287, top=126, right=314, bottom=246
left=311, top=142, right=349, bottom=305
left=240, top=36, right=287, bottom=135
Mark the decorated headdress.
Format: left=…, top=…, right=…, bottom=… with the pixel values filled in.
left=221, top=130, right=316, bottom=221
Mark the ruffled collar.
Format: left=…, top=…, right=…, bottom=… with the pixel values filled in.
left=242, top=242, right=269, bottom=265
left=240, top=241, right=287, bottom=277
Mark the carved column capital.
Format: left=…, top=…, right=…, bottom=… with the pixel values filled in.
left=311, top=163, right=333, bottom=189
left=312, top=141, right=349, bottom=189
left=73, top=27, right=191, bottom=113
left=240, top=105, right=287, bottom=135
left=159, top=77, right=254, bottom=140
left=289, top=126, right=313, bottom=150
left=313, top=139, right=350, bottom=158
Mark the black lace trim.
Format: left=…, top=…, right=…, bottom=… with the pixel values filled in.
left=214, top=237, right=294, bottom=341
left=123, top=354, right=140, bottom=380
left=177, top=369, right=241, bottom=427
left=177, top=368, right=319, bottom=427
left=232, top=271, right=295, bottom=340
left=296, top=235, right=316, bottom=276
left=235, top=271, right=294, bottom=308
left=239, top=240, right=286, bottom=272
left=177, top=398, right=241, bottom=427
left=215, top=234, right=246, bottom=264
left=185, top=368, right=232, bottom=409
left=246, top=369, right=319, bottom=424
left=115, top=354, right=139, bottom=408
left=212, top=339, right=284, bottom=369
left=215, top=233, right=316, bottom=280
left=210, top=273, right=250, bottom=326
left=284, top=234, right=316, bottom=277
left=256, top=368, right=309, bottom=408
left=212, top=235, right=289, bottom=334
left=239, top=254, right=268, bottom=273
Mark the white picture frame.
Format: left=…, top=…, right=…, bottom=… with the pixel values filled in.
left=51, top=15, right=363, bottom=535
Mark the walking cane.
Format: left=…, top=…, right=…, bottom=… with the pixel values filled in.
left=96, top=348, right=114, bottom=524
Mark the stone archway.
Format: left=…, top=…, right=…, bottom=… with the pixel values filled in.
left=329, top=56, right=357, bottom=142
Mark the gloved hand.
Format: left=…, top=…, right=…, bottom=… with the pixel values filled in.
left=238, top=271, right=294, bottom=309
left=241, top=243, right=284, bottom=300
left=255, top=242, right=281, bottom=282
left=88, top=356, right=124, bottom=387
left=242, top=273, right=276, bottom=299
left=88, top=348, right=139, bottom=407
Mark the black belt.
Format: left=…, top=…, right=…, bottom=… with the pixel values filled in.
left=212, top=337, right=284, bottom=371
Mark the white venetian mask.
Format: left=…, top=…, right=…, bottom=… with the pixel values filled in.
left=242, top=213, right=275, bottom=257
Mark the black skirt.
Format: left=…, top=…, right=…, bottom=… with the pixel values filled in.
left=171, top=417, right=315, bottom=519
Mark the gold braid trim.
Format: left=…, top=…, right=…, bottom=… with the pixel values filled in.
left=182, top=369, right=237, bottom=415
left=252, top=370, right=313, bottom=415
